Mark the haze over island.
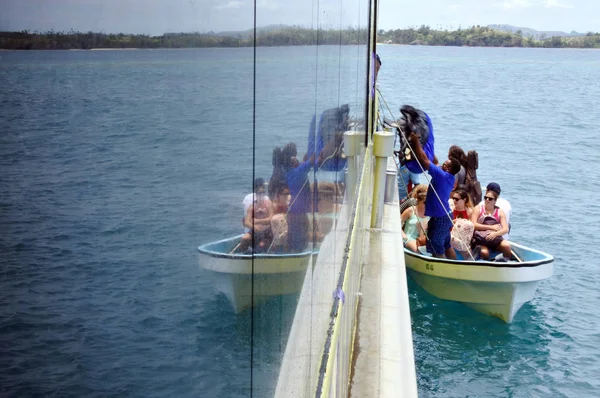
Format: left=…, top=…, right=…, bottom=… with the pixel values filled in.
left=1, top=0, right=597, bottom=36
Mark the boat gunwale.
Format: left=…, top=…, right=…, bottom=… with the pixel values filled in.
left=197, top=234, right=316, bottom=260
left=403, top=242, right=554, bottom=269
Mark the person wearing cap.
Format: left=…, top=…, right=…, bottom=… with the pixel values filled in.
left=239, top=178, right=273, bottom=252
left=408, top=133, right=461, bottom=259
left=243, top=178, right=266, bottom=217
left=479, top=182, right=511, bottom=239
left=471, top=184, right=511, bottom=260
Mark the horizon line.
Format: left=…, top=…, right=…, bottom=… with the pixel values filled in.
left=4, top=23, right=598, bottom=37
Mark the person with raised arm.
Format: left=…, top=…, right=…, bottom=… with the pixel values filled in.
left=282, top=143, right=319, bottom=252
left=408, top=133, right=461, bottom=259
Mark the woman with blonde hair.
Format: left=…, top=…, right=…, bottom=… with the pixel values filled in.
left=401, top=185, right=429, bottom=253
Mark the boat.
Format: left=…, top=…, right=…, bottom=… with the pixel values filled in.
left=198, top=235, right=317, bottom=312
left=404, top=241, right=554, bottom=323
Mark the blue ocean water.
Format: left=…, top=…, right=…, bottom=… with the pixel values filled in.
left=378, top=45, right=600, bottom=397
left=1, top=46, right=599, bottom=397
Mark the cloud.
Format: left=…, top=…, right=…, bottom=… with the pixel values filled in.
left=493, top=0, right=574, bottom=9
left=448, top=4, right=460, bottom=10
left=544, top=0, right=573, bottom=8
left=215, top=1, right=244, bottom=10
left=257, top=0, right=278, bottom=10
left=493, top=0, right=533, bottom=9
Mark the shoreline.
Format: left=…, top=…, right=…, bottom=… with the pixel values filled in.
left=2, top=44, right=599, bottom=51
left=89, top=48, right=141, bottom=50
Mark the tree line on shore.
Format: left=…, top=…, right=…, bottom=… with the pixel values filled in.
left=2, top=25, right=599, bottom=50
left=378, top=25, right=600, bottom=48
left=0, top=28, right=367, bottom=50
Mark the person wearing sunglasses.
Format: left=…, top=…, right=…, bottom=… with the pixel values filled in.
left=471, top=188, right=511, bottom=261
left=408, top=132, right=461, bottom=259
left=477, top=182, right=512, bottom=239
left=449, top=189, right=475, bottom=259
left=450, top=189, right=473, bottom=220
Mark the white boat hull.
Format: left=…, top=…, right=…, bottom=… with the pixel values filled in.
left=404, top=242, right=554, bottom=323
left=198, top=235, right=316, bottom=312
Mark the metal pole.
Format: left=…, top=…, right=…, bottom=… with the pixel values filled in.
left=370, top=130, right=394, bottom=228
left=343, top=130, right=364, bottom=206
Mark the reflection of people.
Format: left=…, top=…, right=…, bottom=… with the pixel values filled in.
left=239, top=179, right=273, bottom=253
left=471, top=187, right=511, bottom=261
left=242, top=178, right=264, bottom=217
left=269, top=147, right=286, bottom=200
left=283, top=143, right=317, bottom=252
left=408, top=132, right=461, bottom=259
left=306, top=105, right=349, bottom=172
left=270, top=184, right=290, bottom=253
left=401, top=185, right=429, bottom=253
left=314, top=182, right=339, bottom=237
left=371, top=53, right=381, bottom=99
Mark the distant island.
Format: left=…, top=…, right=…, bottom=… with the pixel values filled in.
left=487, top=24, right=586, bottom=39
left=378, top=25, right=600, bottom=48
left=2, top=25, right=599, bottom=50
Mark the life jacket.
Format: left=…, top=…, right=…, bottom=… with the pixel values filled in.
left=464, top=150, right=482, bottom=204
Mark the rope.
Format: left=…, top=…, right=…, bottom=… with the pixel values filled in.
left=377, top=89, right=476, bottom=260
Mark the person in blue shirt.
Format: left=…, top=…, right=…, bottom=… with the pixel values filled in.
left=408, top=133, right=461, bottom=259
left=282, top=143, right=319, bottom=252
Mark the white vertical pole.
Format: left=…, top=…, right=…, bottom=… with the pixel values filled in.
left=370, top=130, right=395, bottom=229
left=343, top=131, right=364, bottom=206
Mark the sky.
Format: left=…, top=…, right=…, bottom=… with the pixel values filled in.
left=1, top=0, right=598, bottom=35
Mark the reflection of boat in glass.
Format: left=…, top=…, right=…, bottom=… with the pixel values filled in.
left=198, top=235, right=316, bottom=313
left=404, top=242, right=554, bottom=323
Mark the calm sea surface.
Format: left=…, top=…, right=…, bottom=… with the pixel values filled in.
left=1, top=46, right=599, bottom=397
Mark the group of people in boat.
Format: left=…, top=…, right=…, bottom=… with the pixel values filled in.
left=400, top=134, right=513, bottom=261
left=237, top=105, right=350, bottom=254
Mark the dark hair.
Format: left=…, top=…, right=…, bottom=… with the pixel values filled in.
left=448, top=145, right=467, bottom=167
left=277, top=183, right=289, bottom=195
left=486, top=190, right=499, bottom=200
left=337, top=104, right=350, bottom=132
left=272, top=147, right=282, bottom=166
left=269, top=147, right=286, bottom=199
left=281, top=142, right=297, bottom=169
left=486, top=182, right=501, bottom=195
left=253, top=178, right=265, bottom=192
left=448, top=157, right=461, bottom=175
